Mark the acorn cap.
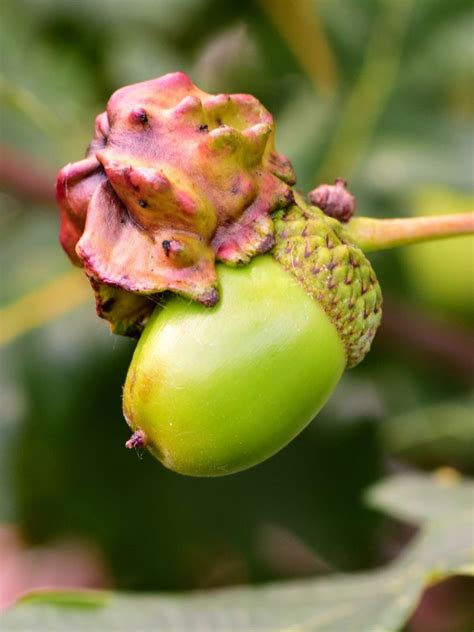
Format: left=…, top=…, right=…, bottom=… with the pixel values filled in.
left=273, top=194, right=382, bottom=367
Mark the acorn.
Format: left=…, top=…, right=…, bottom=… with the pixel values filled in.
left=122, top=195, right=381, bottom=476
left=56, top=73, right=474, bottom=477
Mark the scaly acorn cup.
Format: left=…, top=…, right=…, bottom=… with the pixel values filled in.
left=57, top=73, right=474, bottom=477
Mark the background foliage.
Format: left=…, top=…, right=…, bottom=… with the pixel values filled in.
left=1, top=0, right=473, bottom=630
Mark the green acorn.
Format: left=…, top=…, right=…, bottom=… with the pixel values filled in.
left=122, top=192, right=384, bottom=476
left=123, top=255, right=345, bottom=475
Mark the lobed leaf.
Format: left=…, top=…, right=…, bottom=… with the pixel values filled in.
left=4, top=472, right=473, bottom=631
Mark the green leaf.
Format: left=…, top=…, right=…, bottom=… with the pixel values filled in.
left=367, top=469, right=474, bottom=524
left=380, top=400, right=474, bottom=471
left=402, top=188, right=474, bottom=317
left=4, top=473, right=473, bottom=631
left=18, top=590, right=110, bottom=609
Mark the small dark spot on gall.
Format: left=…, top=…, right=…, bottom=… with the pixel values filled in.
left=102, top=298, right=115, bottom=313
left=312, top=267, right=320, bottom=274
left=327, top=280, right=336, bottom=290
left=344, top=277, right=352, bottom=285
left=216, top=117, right=222, bottom=126
left=361, top=286, right=368, bottom=295
left=284, top=189, right=295, bottom=205
left=328, top=260, right=336, bottom=271
left=162, top=240, right=171, bottom=256
left=202, top=287, right=219, bottom=307
left=257, top=234, right=275, bottom=253
left=130, top=108, right=148, bottom=124
left=198, top=124, right=208, bottom=132
left=231, top=184, right=240, bottom=194
left=138, top=199, right=148, bottom=208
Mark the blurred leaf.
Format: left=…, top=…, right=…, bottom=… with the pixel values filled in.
left=402, top=188, right=474, bottom=317
left=14, top=0, right=210, bottom=35
left=4, top=473, right=473, bottom=631
left=381, top=400, right=474, bottom=471
left=275, top=85, right=337, bottom=192
left=0, top=209, right=80, bottom=306
left=316, top=0, right=415, bottom=184
left=0, top=269, right=92, bottom=345
left=361, top=131, right=474, bottom=198
left=104, top=28, right=184, bottom=88
left=366, top=470, right=473, bottom=526
left=193, top=23, right=264, bottom=94
left=401, top=12, right=474, bottom=111
left=19, top=589, right=110, bottom=609
left=316, top=0, right=375, bottom=69
left=259, top=0, right=339, bottom=95
left=0, top=4, right=94, bottom=167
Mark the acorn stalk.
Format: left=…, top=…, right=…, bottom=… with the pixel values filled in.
left=345, top=212, right=474, bottom=252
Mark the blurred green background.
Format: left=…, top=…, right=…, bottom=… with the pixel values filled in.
left=1, top=0, right=473, bottom=625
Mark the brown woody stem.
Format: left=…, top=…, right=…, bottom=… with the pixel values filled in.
left=346, top=212, right=474, bottom=252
